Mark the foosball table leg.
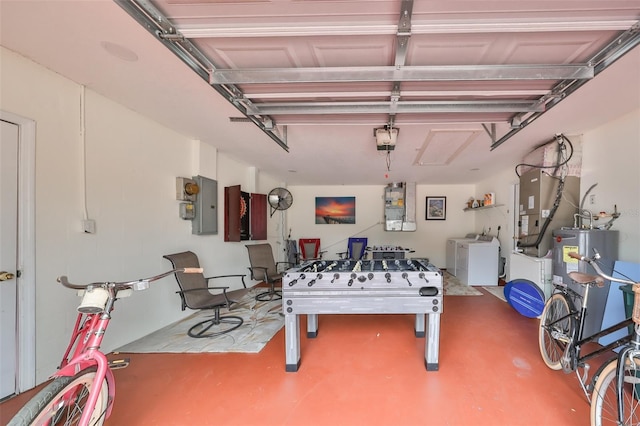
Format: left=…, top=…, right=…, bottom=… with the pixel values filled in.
left=414, top=314, right=425, bottom=337
left=307, top=313, right=319, bottom=338
left=285, top=313, right=301, bottom=372
left=424, top=312, right=440, bottom=371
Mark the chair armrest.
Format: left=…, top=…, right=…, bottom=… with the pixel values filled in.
left=176, top=286, right=230, bottom=295
left=247, top=266, right=269, bottom=282
left=206, top=274, right=246, bottom=279
left=205, top=274, right=248, bottom=288
left=337, top=251, right=348, bottom=259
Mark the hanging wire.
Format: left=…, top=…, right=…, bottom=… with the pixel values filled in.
left=514, top=133, right=574, bottom=177
left=386, top=150, right=391, bottom=171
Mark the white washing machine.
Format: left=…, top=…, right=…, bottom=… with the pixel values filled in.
left=456, top=236, right=500, bottom=286
left=446, top=233, right=478, bottom=276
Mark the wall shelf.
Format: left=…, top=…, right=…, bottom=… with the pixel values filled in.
left=463, top=203, right=504, bottom=212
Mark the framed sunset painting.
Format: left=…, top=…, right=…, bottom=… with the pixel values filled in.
left=315, top=196, right=356, bottom=224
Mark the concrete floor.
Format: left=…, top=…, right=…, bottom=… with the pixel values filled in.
left=1, top=288, right=600, bottom=425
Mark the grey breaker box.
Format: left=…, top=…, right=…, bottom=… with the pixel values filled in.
left=384, top=182, right=416, bottom=232
left=192, top=175, right=218, bottom=235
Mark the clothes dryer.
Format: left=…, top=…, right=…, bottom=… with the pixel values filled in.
left=446, top=233, right=478, bottom=276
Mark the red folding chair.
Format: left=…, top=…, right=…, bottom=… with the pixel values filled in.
left=299, top=238, right=324, bottom=261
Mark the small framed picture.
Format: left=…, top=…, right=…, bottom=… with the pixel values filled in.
left=426, top=196, right=446, bottom=220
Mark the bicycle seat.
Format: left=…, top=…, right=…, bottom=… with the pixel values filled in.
left=569, top=271, right=605, bottom=287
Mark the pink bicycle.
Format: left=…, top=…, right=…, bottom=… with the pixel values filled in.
left=8, top=267, right=201, bottom=426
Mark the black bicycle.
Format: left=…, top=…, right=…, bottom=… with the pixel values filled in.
left=578, top=253, right=640, bottom=426
left=538, top=250, right=633, bottom=404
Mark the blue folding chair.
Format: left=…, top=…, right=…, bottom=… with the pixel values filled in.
left=339, top=237, right=368, bottom=260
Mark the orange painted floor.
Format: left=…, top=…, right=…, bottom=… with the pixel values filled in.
left=2, top=289, right=605, bottom=425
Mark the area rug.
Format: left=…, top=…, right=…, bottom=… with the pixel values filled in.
left=443, top=272, right=483, bottom=296
left=116, top=287, right=283, bottom=354
left=484, top=286, right=507, bottom=302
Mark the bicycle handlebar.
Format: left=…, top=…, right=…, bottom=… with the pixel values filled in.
left=570, top=252, right=640, bottom=324
left=57, top=268, right=203, bottom=290
left=568, top=252, right=637, bottom=286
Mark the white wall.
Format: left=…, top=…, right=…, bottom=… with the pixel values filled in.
left=580, top=109, right=640, bottom=263
left=473, top=167, right=519, bottom=256
left=1, top=47, right=281, bottom=383
left=287, top=184, right=474, bottom=268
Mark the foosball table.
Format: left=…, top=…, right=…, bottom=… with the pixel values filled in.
left=282, top=258, right=443, bottom=372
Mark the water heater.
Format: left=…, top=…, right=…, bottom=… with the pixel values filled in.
left=552, top=228, right=619, bottom=337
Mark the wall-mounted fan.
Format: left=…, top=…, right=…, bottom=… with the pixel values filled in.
left=268, top=187, right=293, bottom=217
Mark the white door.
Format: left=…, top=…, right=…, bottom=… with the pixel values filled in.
left=0, top=119, right=19, bottom=399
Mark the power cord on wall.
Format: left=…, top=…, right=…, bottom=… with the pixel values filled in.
left=321, top=220, right=382, bottom=252
left=80, top=85, right=96, bottom=234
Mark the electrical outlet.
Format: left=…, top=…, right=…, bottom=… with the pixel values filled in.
left=82, top=219, right=96, bottom=234
left=589, top=194, right=596, bottom=205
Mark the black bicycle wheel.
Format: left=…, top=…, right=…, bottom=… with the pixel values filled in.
left=7, top=367, right=109, bottom=426
left=539, top=293, right=573, bottom=370
left=591, top=356, right=640, bottom=426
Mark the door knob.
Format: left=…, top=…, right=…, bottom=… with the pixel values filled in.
left=0, top=271, right=15, bottom=281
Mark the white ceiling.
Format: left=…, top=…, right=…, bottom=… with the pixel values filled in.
left=1, top=1, right=639, bottom=185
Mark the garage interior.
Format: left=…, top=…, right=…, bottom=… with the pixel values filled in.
left=1, top=1, right=639, bottom=425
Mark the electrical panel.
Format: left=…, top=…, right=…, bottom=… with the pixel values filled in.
left=192, top=175, right=218, bottom=235
left=518, top=169, right=579, bottom=256
left=384, top=182, right=416, bottom=232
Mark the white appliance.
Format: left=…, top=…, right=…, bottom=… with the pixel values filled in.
left=446, top=234, right=478, bottom=276
left=457, top=236, right=500, bottom=286
left=508, top=252, right=553, bottom=299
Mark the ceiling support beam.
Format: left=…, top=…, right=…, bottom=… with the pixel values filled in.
left=393, top=0, right=413, bottom=66
left=209, top=64, right=594, bottom=84
left=243, top=89, right=551, bottom=99
left=482, top=124, right=497, bottom=144
left=387, top=0, right=413, bottom=129
left=250, top=100, right=545, bottom=115
left=179, top=20, right=638, bottom=38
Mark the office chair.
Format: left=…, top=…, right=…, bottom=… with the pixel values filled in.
left=245, top=243, right=293, bottom=301
left=163, top=251, right=248, bottom=338
left=299, top=238, right=325, bottom=262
